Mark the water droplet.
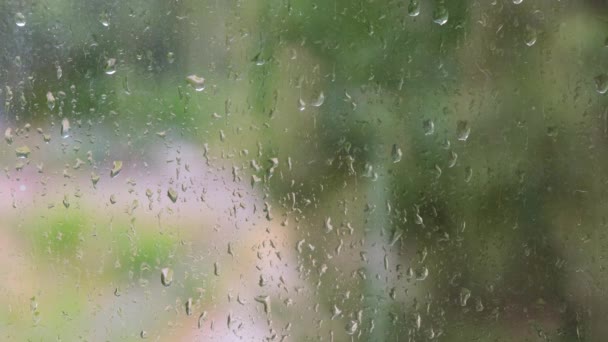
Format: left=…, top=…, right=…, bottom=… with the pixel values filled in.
left=91, top=173, right=100, bottom=187
left=311, top=91, right=325, bottom=107
left=345, top=320, right=358, bottom=335
left=423, top=119, right=434, bottom=135
left=56, top=65, right=62, bottom=80
left=298, top=98, right=306, bottom=111
left=110, top=194, right=117, bottom=204
left=160, top=267, right=173, bottom=286
left=5, top=128, right=13, bottom=145
left=595, top=74, right=608, bottom=94
left=433, top=4, right=449, bottom=26
left=456, top=120, right=470, bottom=141
left=475, top=297, right=484, bottom=312
left=331, top=305, right=342, bottom=319
left=525, top=26, right=537, bottom=47
left=408, top=0, right=420, bottom=16
left=167, top=187, right=178, bottom=203
left=546, top=126, right=558, bottom=138
left=104, top=58, right=117, bottom=75
left=15, top=145, right=31, bottom=158
left=198, top=311, right=207, bottom=329
left=325, top=217, right=334, bottom=233
left=415, top=266, right=429, bottom=280
left=186, top=298, right=193, bottom=316
left=140, top=330, right=147, bottom=339
left=99, top=10, right=110, bottom=27
left=60, top=118, right=70, bottom=138
left=447, top=150, right=457, bottom=168
left=391, top=144, right=402, bottom=163
left=46, top=92, right=55, bottom=110
left=459, top=288, right=471, bottom=306
left=167, top=51, right=175, bottom=64
left=464, top=166, right=473, bottom=182
left=513, top=0, right=523, bottom=4
left=255, top=295, right=271, bottom=314
left=30, top=296, right=38, bottom=312
left=15, top=12, right=26, bottom=27
left=186, top=75, right=205, bottom=91
left=111, top=161, right=123, bottom=178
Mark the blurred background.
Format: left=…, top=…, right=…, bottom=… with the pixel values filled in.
left=0, top=0, right=607, bottom=340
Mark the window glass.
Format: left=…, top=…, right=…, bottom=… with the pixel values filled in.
left=0, top=0, right=604, bottom=340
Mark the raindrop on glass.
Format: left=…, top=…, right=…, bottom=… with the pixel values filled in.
left=167, top=188, right=178, bottom=203
left=433, top=4, right=449, bottom=26
left=99, top=10, right=110, bottom=27
left=595, top=74, right=608, bottom=94
left=15, top=145, right=31, bottom=159
left=524, top=26, right=537, bottom=47
left=161, top=267, right=173, bottom=287
left=456, top=120, right=470, bottom=141
left=110, top=161, right=123, bottom=178
left=186, top=75, right=205, bottom=91
left=345, top=320, right=358, bottom=335
left=254, top=295, right=271, bottom=314
left=423, top=119, right=434, bottom=135
left=391, top=144, right=402, bottom=163
left=104, top=58, right=117, bottom=75
left=5, top=128, right=13, bottom=145
left=46, top=92, right=55, bottom=110
left=408, top=0, right=420, bottom=17
left=311, top=91, right=325, bottom=107
left=15, top=12, right=26, bottom=27
left=186, top=298, right=193, bottom=316
left=61, top=118, right=70, bottom=138
left=459, top=288, right=471, bottom=306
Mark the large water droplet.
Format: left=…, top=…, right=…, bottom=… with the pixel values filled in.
left=513, top=0, right=523, bottom=4
left=15, top=12, right=26, bottom=27
left=186, top=298, right=193, bottom=316
left=104, top=58, right=117, bottom=75
left=311, top=91, right=325, bottom=107
left=5, top=128, right=13, bottom=145
left=423, top=119, right=434, bottom=135
left=167, top=188, right=178, bottom=203
left=475, top=297, right=484, bottom=312
left=99, top=10, right=110, bottom=27
left=524, top=26, right=537, bottom=47
left=595, top=74, right=608, bottom=94
left=110, top=161, right=123, bottom=178
left=254, top=295, right=271, bottom=314
left=61, top=118, right=70, bottom=138
left=15, top=145, right=31, bottom=158
left=415, top=266, right=429, bottom=280
left=345, top=320, right=358, bottom=335
left=161, top=267, right=173, bottom=286
left=433, top=4, right=449, bottom=26
left=46, top=92, right=55, bottom=111
left=459, top=288, right=471, bottom=306
left=186, top=75, right=205, bottom=91
left=456, top=120, right=470, bottom=141
left=91, top=173, right=100, bottom=187
left=391, top=144, right=403, bottom=163
left=408, top=0, right=420, bottom=17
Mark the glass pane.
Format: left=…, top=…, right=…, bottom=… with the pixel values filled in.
left=0, top=0, right=604, bottom=340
